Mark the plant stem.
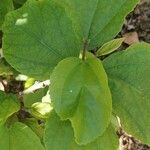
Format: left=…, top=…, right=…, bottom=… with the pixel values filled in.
left=82, top=40, right=89, bottom=60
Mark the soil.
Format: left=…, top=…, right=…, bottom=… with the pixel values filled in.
left=121, top=0, right=150, bottom=43
left=118, top=129, right=150, bottom=150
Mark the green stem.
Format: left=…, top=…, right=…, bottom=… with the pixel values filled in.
left=82, top=40, right=89, bottom=60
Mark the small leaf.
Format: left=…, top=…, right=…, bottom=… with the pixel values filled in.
left=0, top=91, right=20, bottom=122
left=44, top=111, right=118, bottom=150
left=31, top=102, right=53, bottom=119
left=0, top=122, right=45, bottom=150
left=50, top=57, right=112, bottom=145
left=57, top=0, right=139, bottom=49
left=24, top=87, right=48, bottom=107
left=97, top=38, right=124, bottom=56
left=103, top=43, right=150, bottom=144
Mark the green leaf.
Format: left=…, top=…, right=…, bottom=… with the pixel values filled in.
left=3, top=0, right=139, bottom=79
left=0, top=91, right=20, bottom=122
left=0, top=122, right=45, bottom=150
left=50, top=57, right=112, bottom=145
left=22, top=118, right=44, bottom=140
left=57, top=0, right=139, bottom=49
left=0, top=58, right=16, bottom=76
left=96, top=38, right=124, bottom=56
left=44, top=111, right=118, bottom=150
left=103, top=43, right=150, bottom=144
left=24, top=87, right=48, bottom=107
left=0, top=0, right=13, bottom=29
left=31, top=102, right=52, bottom=119
left=24, top=78, right=35, bottom=89
left=3, top=0, right=81, bottom=79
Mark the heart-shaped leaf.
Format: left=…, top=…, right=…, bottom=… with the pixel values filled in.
left=44, top=111, right=118, bottom=150
left=3, top=0, right=139, bottom=79
left=50, top=57, right=112, bottom=145
left=103, top=43, right=150, bottom=144
left=57, top=0, right=139, bottom=49
left=3, top=0, right=81, bottom=79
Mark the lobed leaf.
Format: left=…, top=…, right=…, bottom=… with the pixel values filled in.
left=50, top=57, right=112, bottom=145
left=103, top=43, right=150, bottom=144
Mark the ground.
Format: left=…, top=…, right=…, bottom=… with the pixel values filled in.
left=121, top=0, right=150, bottom=43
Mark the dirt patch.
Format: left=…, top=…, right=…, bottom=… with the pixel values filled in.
left=121, top=0, right=150, bottom=43
left=118, top=129, right=150, bottom=150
